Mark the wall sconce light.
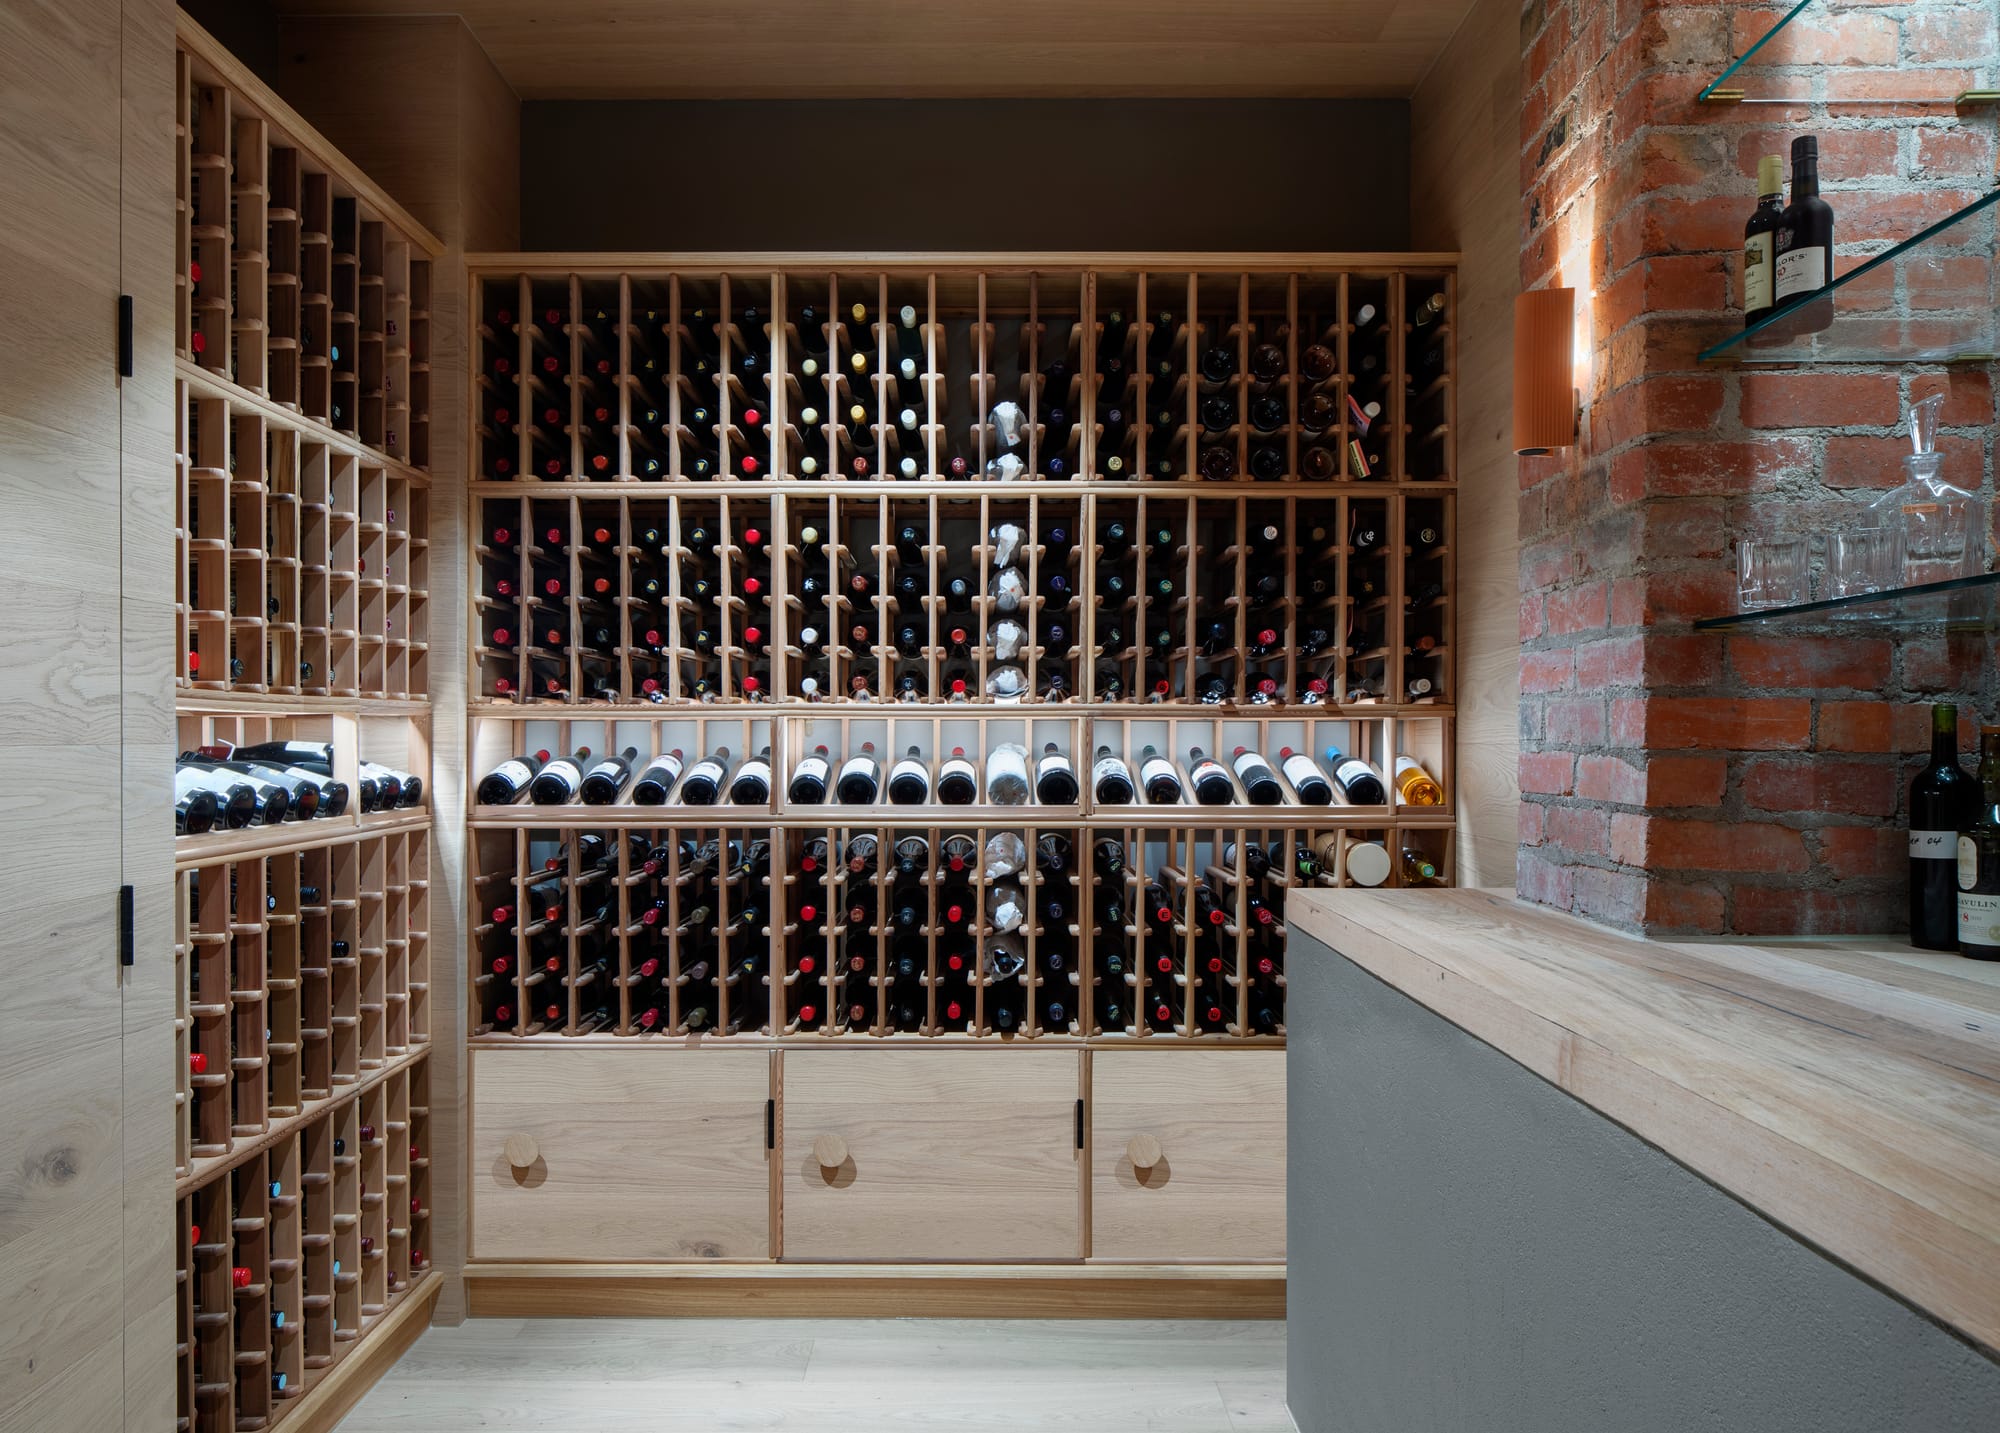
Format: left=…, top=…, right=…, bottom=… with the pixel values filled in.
left=1514, top=287, right=1579, bottom=455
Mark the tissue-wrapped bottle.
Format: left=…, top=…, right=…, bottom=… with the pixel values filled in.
left=1869, top=394, right=1982, bottom=585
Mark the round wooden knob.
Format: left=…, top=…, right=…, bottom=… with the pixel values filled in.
left=1127, top=1133, right=1163, bottom=1171
left=503, top=1133, right=539, bottom=1170
left=812, top=1134, right=848, bottom=1169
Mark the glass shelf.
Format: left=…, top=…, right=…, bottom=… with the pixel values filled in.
left=1699, top=0, right=1999, bottom=106
left=1694, top=571, right=2000, bottom=633
left=1697, top=188, right=2000, bottom=365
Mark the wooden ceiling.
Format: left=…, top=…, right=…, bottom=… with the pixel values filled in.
left=270, top=0, right=1482, bottom=100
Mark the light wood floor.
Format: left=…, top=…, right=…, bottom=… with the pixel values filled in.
left=333, top=1317, right=1292, bottom=1430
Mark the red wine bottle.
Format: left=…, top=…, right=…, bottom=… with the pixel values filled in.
left=478, top=749, right=550, bottom=804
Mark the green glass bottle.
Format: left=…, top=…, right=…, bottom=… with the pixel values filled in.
left=1955, top=724, right=2000, bottom=961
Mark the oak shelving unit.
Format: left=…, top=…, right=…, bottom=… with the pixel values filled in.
left=172, top=14, right=443, bottom=1430
left=458, top=258, right=1455, bottom=1294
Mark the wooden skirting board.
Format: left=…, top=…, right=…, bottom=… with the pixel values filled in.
left=284, top=1274, right=439, bottom=1433
left=464, top=1264, right=1286, bottom=1319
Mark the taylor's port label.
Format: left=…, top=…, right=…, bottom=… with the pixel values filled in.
left=1959, top=891, right=2000, bottom=945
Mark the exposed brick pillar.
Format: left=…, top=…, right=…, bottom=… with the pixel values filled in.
left=1515, top=0, right=1999, bottom=935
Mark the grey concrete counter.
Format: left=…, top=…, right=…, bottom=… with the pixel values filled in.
left=1286, top=887, right=2000, bottom=1433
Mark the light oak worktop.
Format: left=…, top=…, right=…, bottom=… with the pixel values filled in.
left=1289, top=887, right=2000, bottom=1355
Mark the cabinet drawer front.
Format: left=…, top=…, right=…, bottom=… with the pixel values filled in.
left=472, top=1047, right=772, bottom=1260
left=781, top=1050, right=1082, bottom=1260
left=1090, top=1049, right=1285, bottom=1261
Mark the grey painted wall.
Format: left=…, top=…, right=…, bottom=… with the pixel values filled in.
left=1288, top=933, right=2000, bottom=1432
left=520, top=99, right=1410, bottom=252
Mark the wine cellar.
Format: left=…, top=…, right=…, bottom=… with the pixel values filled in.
left=453, top=256, right=1455, bottom=1291
left=22, top=0, right=2000, bottom=1426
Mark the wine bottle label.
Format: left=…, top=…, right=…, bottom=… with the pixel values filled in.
left=584, top=757, right=625, bottom=783
left=792, top=754, right=829, bottom=786
left=1959, top=835, right=1980, bottom=889
left=1774, top=245, right=1826, bottom=301
left=736, top=757, right=772, bottom=787
left=1958, top=889, right=2000, bottom=945
left=1232, top=751, right=1274, bottom=782
left=1037, top=751, right=1075, bottom=782
left=1743, top=233, right=1774, bottom=312
left=541, top=761, right=582, bottom=796
left=1910, top=829, right=1956, bottom=859
left=836, top=754, right=877, bottom=788
left=1282, top=753, right=1325, bottom=789
left=688, top=758, right=726, bottom=786
left=1336, top=758, right=1376, bottom=790
left=1140, top=754, right=1179, bottom=788
left=488, top=759, right=532, bottom=790
left=890, top=757, right=929, bottom=790
left=1091, top=754, right=1130, bottom=787
left=940, top=755, right=976, bottom=782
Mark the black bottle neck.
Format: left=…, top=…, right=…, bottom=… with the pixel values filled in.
left=1791, top=158, right=1819, bottom=200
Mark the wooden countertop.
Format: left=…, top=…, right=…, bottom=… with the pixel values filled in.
left=1289, top=887, right=2000, bottom=1355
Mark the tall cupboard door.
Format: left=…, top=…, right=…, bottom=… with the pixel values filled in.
left=0, top=0, right=175, bottom=1428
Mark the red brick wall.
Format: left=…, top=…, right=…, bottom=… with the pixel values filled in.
left=1515, top=0, right=1999, bottom=934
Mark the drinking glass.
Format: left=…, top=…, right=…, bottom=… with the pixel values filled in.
left=1737, top=538, right=1810, bottom=611
left=1827, top=528, right=1903, bottom=601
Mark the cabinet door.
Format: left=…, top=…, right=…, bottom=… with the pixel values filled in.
left=781, top=1050, right=1081, bottom=1261
left=471, top=1048, right=771, bottom=1260
left=1090, top=1049, right=1285, bottom=1261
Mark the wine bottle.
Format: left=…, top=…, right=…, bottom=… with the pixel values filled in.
left=478, top=749, right=549, bottom=804
left=1773, top=135, right=1834, bottom=309
left=1958, top=728, right=2000, bottom=959
left=728, top=745, right=774, bottom=804
left=178, top=758, right=290, bottom=824
left=1139, top=744, right=1183, bottom=804
left=1279, top=747, right=1333, bottom=805
left=1741, top=151, right=1786, bottom=326
left=1034, top=741, right=1079, bottom=804
left=835, top=741, right=881, bottom=804
left=577, top=745, right=639, bottom=805
left=630, top=749, right=685, bottom=804
left=1091, top=745, right=1136, bottom=804
left=1393, top=755, right=1444, bottom=806
left=527, top=746, right=592, bottom=805
left=1188, top=747, right=1233, bottom=805
left=788, top=743, right=832, bottom=803
left=936, top=746, right=978, bottom=804
left=1232, top=746, right=1283, bottom=806
left=1324, top=746, right=1387, bottom=805
left=887, top=745, right=931, bottom=804
left=679, top=747, right=731, bottom=805
left=985, top=743, right=1030, bottom=804
left=1908, top=704, right=1974, bottom=951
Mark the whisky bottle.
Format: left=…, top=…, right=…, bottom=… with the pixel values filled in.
left=1957, top=724, right=2000, bottom=960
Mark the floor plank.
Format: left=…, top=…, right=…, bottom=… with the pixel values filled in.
left=335, top=1318, right=1290, bottom=1432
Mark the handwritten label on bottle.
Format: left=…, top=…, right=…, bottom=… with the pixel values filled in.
left=1911, top=829, right=1956, bottom=859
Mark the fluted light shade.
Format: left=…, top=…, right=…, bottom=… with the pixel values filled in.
left=1513, top=287, right=1577, bottom=455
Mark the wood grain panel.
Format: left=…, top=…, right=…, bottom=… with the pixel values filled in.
left=1291, top=888, right=2000, bottom=1355
left=0, top=2, right=132, bottom=1426
left=1089, top=1050, right=1285, bottom=1262
left=471, top=1047, right=772, bottom=1260
left=780, top=1050, right=1082, bottom=1261
left=1410, top=0, right=1519, bottom=888
left=267, top=0, right=1478, bottom=99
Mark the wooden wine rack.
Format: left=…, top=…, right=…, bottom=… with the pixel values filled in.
left=168, top=16, right=445, bottom=1428
left=456, top=257, right=1453, bottom=1298
left=176, top=1060, right=436, bottom=1433
left=178, top=18, right=437, bottom=463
